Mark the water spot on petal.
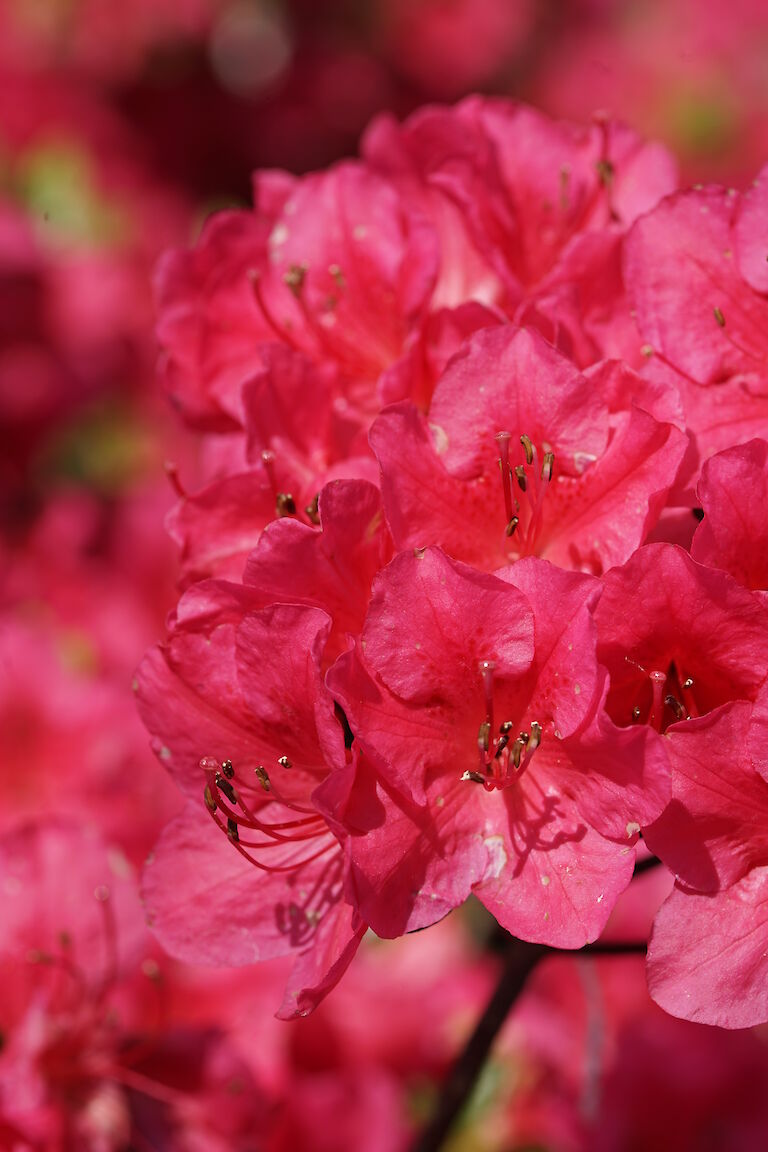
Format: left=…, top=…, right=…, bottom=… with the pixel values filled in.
left=483, top=836, right=508, bottom=879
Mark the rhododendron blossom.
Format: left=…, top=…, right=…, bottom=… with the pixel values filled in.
left=372, top=326, right=687, bottom=573
left=326, top=549, right=667, bottom=944
left=136, top=590, right=366, bottom=1017
left=119, top=80, right=768, bottom=1132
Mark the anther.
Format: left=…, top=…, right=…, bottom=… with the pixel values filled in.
left=683, top=677, right=694, bottom=690
left=499, top=721, right=513, bottom=733
left=477, top=722, right=491, bottom=753
left=215, top=774, right=237, bottom=804
left=461, top=770, right=487, bottom=784
left=254, top=766, right=271, bottom=792
left=505, top=516, right=519, bottom=537
left=632, top=706, right=641, bottom=720
left=528, top=721, right=542, bottom=750
left=278, top=756, right=292, bottom=769
left=520, top=434, right=534, bottom=465
left=541, top=452, right=554, bottom=482
left=283, top=263, right=307, bottom=297
left=714, top=306, right=726, bottom=327
left=221, top=760, right=235, bottom=779
left=276, top=493, right=296, bottom=517
left=328, top=264, right=345, bottom=288
left=514, top=465, right=527, bottom=492
left=204, top=784, right=217, bottom=813
left=227, top=818, right=239, bottom=842
left=596, top=158, right=614, bottom=186
left=664, top=695, right=687, bottom=721
left=305, top=495, right=320, bottom=525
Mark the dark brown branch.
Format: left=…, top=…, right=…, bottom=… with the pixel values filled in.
left=411, top=937, right=545, bottom=1152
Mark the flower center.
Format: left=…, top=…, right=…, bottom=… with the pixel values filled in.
left=199, top=756, right=334, bottom=874
left=460, top=660, right=542, bottom=791
left=495, top=431, right=555, bottom=558
left=626, top=659, right=699, bottom=732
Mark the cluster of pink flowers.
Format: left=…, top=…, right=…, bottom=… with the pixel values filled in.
left=137, top=94, right=768, bottom=1033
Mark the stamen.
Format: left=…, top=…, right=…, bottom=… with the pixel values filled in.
left=164, top=461, right=186, bottom=499
left=305, top=495, right=320, bottom=525
left=520, top=434, right=534, bottom=465
left=254, top=766, right=271, bottom=792
left=495, top=432, right=514, bottom=523
left=276, top=493, right=296, bottom=517
left=215, top=773, right=237, bottom=804
left=283, top=263, right=308, bottom=297
left=664, top=694, right=687, bottom=721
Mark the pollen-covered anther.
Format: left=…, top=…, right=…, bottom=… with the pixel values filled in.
left=221, top=759, right=235, bottom=779
left=683, top=677, right=694, bottom=690
left=226, top=818, right=240, bottom=842
left=215, top=773, right=237, bottom=804
left=277, top=756, right=292, bottom=769
left=506, top=516, right=519, bottom=537
left=528, top=721, right=542, bottom=750
left=305, top=494, right=320, bottom=525
left=520, top=434, right=534, bottom=465
left=514, top=465, right=528, bottom=492
left=461, top=770, right=487, bottom=784
left=541, top=452, right=555, bottom=482
left=283, top=262, right=308, bottom=297
left=494, top=721, right=514, bottom=759
left=328, top=263, right=345, bottom=288
left=477, top=722, right=491, bottom=753
left=254, top=765, right=271, bottom=792
left=276, top=492, right=296, bottom=517
left=665, top=694, right=687, bottom=721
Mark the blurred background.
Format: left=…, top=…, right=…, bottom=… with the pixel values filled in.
left=1, top=2, right=767, bottom=1149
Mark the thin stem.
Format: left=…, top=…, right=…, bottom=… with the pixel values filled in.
left=411, top=937, right=545, bottom=1152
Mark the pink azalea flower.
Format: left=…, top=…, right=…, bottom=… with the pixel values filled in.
left=155, top=163, right=438, bottom=429
left=646, top=701, right=768, bottom=1028
left=625, top=166, right=768, bottom=463
left=594, top=543, right=768, bottom=742
left=136, top=591, right=366, bottom=1017
left=326, top=547, right=666, bottom=945
left=0, top=821, right=264, bottom=1150
left=365, top=96, right=677, bottom=365
left=371, top=326, right=687, bottom=574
